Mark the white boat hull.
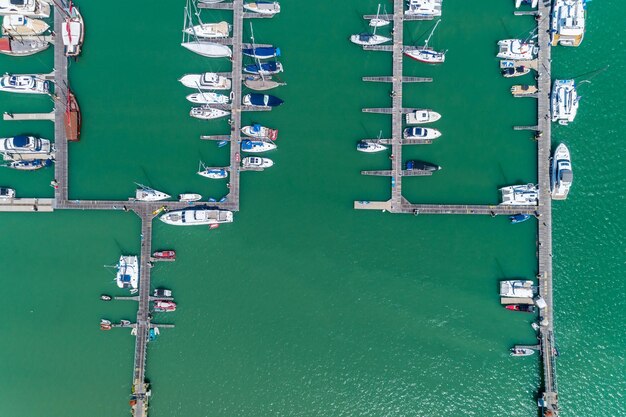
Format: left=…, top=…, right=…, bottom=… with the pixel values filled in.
left=181, top=41, right=232, bottom=58
left=183, top=21, right=230, bottom=38
left=179, top=73, right=231, bottom=90
left=190, top=107, right=230, bottom=120
left=186, top=92, right=229, bottom=104
left=179, top=193, right=202, bottom=202
left=405, top=109, right=441, bottom=125
left=160, top=209, right=234, bottom=226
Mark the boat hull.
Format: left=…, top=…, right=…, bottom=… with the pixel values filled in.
left=181, top=41, right=232, bottom=58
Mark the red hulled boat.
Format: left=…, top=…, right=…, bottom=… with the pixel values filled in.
left=152, top=250, right=176, bottom=260
left=505, top=304, right=535, bottom=313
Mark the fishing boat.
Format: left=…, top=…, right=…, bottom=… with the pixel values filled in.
left=243, top=93, right=283, bottom=107
left=405, top=109, right=441, bottom=124
left=154, top=300, right=176, bottom=312
left=501, top=66, right=530, bottom=77
left=182, top=41, right=231, bottom=58
left=551, top=79, right=579, bottom=125
left=135, top=184, right=170, bottom=201
left=505, top=304, right=535, bottom=313
left=179, top=72, right=231, bottom=90
left=551, top=143, right=573, bottom=200
left=0, top=135, right=52, bottom=154
left=0, top=0, right=50, bottom=18
left=198, top=163, right=228, bottom=179
left=5, top=159, right=52, bottom=170
left=183, top=21, right=230, bottom=38
left=116, top=256, right=139, bottom=289
left=510, top=348, right=535, bottom=357
left=186, top=92, right=229, bottom=104
left=65, top=91, right=81, bottom=142
left=406, top=160, right=441, bottom=172
left=242, top=156, right=273, bottom=168
left=402, top=127, right=441, bottom=140
left=243, top=46, right=280, bottom=59
left=100, top=294, right=112, bottom=301
left=160, top=208, right=234, bottom=226
left=61, top=5, right=84, bottom=57
left=369, top=4, right=390, bottom=27
left=243, top=74, right=285, bottom=91
left=0, top=186, right=14, bottom=199
left=0, top=74, right=49, bottom=94
left=179, top=193, right=202, bottom=202
left=152, top=250, right=176, bottom=260
left=244, top=2, right=281, bottom=15
left=2, top=15, right=48, bottom=35
left=405, top=0, right=442, bottom=18
left=241, top=124, right=278, bottom=140
left=0, top=36, right=48, bottom=56
left=551, top=0, right=586, bottom=47
left=190, top=106, right=230, bottom=120
left=154, top=288, right=172, bottom=297
left=243, top=61, right=283, bottom=75
left=497, top=39, right=537, bottom=60
left=357, top=141, right=387, bottom=153
left=404, top=19, right=445, bottom=63
left=500, top=184, right=538, bottom=205
left=509, top=214, right=531, bottom=224
left=241, top=139, right=277, bottom=153
left=500, top=280, right=534, bottom=298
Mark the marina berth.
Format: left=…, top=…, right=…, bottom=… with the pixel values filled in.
left=116, top=256, right=139, bottom=289
left=0, top=74, right=49, bottom=94
left=179, top=72, right=232, bottom=90
left=179, top=193, right=202, bottom=202
left=243, top=61, right=283, bottom=75
left=190, top=106, right=230, bottom=120
left=499, top=184, right=538, bottom=205
left=497, top=39, right=537, bottom=60
left=0, top=36, right=49, bottom=56
left=243, top=2, right=281, bottom=15
left=61, top=5, right=84, bottom=57
left=402, top=127, right=441, bottom=140
left=551, top=0, right=586, bottom=47
left=2, top=15, right=49, bottom=36
left=5, top=158, right=52, bottom=170
left=0, top=135, right=52, bottom=155
left=181, top=41, right=232, bottom=58
left=551, top=79, right=579, bottom=125
left=241, top=156, right=273, bottom=168
left=134, top=184, right=170, bottom=202
left=550, top=143, right=573, bottom=200
left=186, top=92, right=229, bottom=104
left=241, top=139, right=277, bottom=153
left=406, top=160, right=441, bottom=172
left=405, top=0, right=442, bottom=18
left=405, top=109, right=441, bottom=124
left=0, top=186, right=15, bottom=200
left=500, top=280, right=535, bottom=298
left=0, top=0, right=50, bottom=18
left=242, top=46, right=280, bottom=59
left=243, top=93, right=283, bottom=107
left=357, top=141, right=387, bottom=153
left=160, top=208, right=234, bottom=226
left=183, top=21, right=230, bottom=38
left=241, top=124, right=278, bottom=140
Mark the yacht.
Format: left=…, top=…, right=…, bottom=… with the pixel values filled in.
left=551, top=0, right=586, bottom=47
left=198, top=167, right=228, bottom=179
left=61, top=5, right=84, bottom=57
left=357, top=141, right=387, bottom=153
left=242, top=46, right=280, bottom=59
left=5, top=159, right=52, bottom=170
left=183, top=21, right=230, bottom=38
left=242, top=156, right=274, bottom=168
left=0, top=0, right=50, bottom=18
left=241, top=124, right=278, bottom=140
left=243, top=61, right=283, bottom=75
left=160, top=208, right=234, bottom=226
left=500, top=184, right=538, bottom=205
left=241, top=139, right=277, bottom=153
left=500, top=280, right=534, bottom=298
left=403, top=127, right=441, bottom=140
left=510, top=348, right=535, bottom=357
left=405, top=109, right=441, bottom=124
left=135, top=184, right=170, bottom=201
left=243, top=2, right=281, bottom=15
left=116, top=256, right=139, bottom=289
left=406, top=160, right=441, bottom=172
left=2, top=15, right=48, bottom=36
left=0, top=186, right=15, bottom=200
left=550, top=143, right=573, bottom=200
left=0, top=36, right=48, bottom=56
left=497, top=39, right=537, bottom=60
left=551, top=79, right=579, bottom=125
left=405, top=0, right=442, bottom=18
left=179, top=193, right=202, bottom=202
left=350, top=33, right=391, bottom=46
left=186, top=92, right=229, bottom=104
left=181, top=41, right=232, bottom=58
left=243, top=93, right=283, bottom=107
left=0, top=135, right=52, bottom=154
left=179, top=72, right=231, bottom=90
left=0, top=74, right=49, bottom=94
left=190, top=106, right=230, bottom=120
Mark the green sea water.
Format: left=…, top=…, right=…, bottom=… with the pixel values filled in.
left=0, top=1, right=624, bottom=416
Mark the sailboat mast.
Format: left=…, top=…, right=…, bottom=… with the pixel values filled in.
left=249, top=22, right=266, bottom=82
left=424, top=19, right=441, bottom=48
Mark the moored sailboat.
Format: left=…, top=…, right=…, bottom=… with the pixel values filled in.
left=190, top=106, right=230, bottom=120
left=404, top=19, right=445, bottom=64
left=134, top=183, right=170, bottom=201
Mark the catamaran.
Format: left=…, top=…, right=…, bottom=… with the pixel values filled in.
left=403, top=127, right=441, bottom=140
left=244, top=2, right=281, bottom=15
left=190, top=106, right=230, bottom=120
left=61, top=4, right=84, bottom=57
left=241, top=124, right=278, bottom=140
left=116, top=256, right=139, bottom=289
left=241, top=139, right=277, bottom=153
left=551, top=0, right=586, bottom=47
left=0, top=74, right=49, bottom=94
left=134, top=184, right=170, bottom=201
left=160, top=208, right=234, bottom=226
left=0, top=36, right=49, bottom=56
left=550, top=143, right=573, bottom=200
left=242, top=157, right=274, bottom=168
left=551, top=79, right=579, bottom=125
left=2, top=15, right=48, bottom=36
left=405, top=0, right=442, bottom=18
left=0, top=0, right=50, bottom=18
left=499, top=184, right=538, bottom=205
left=497, top=39, right=537, bottom=60
left=404, top=19, right=445, bottom=64
left=405, top=109, right=441, bottom=124
left=179, top=72, right=231, bottom=90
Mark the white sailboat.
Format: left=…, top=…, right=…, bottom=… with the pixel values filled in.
left=183, top=0, right=230, bottom=38
left=181, top=3, right=231, bottom=58
left=198, top=162, right=228, bottom=179
left=351, top=6, right=390, bottom=46
left=190, top=106, right=230, bottom=120
left=134, top=183, right=170, bottom=201
left=369, top=4, right=390, bottom=28
left=404, top=19, right=445, bottom=64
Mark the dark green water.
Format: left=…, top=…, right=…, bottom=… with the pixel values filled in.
left=0, top=1, right=623, bottom=416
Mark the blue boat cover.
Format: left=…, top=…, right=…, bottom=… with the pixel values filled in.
left=13, top=135, right=29, bottom=147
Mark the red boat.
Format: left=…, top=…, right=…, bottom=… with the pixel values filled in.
left=152, top=250, right=176, bottom=260
left=154, top=301, right=176, bottom=312
left=65, top=90, right=81, bottom=142
left=505, top=304, right=535, bottom=313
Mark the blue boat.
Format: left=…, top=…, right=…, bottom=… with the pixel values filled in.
left=243, top=61, right=283, bottom=75
left=242, top=46, right=280, bottom=59
left=243, top=93, right=284, bottom=107
left=217, top=140, right=228, bottom=148
left=509, top=214, right=531, bottom=224
left=241, top=139, right=277, bottom=153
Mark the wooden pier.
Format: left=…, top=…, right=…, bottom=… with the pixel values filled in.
left=3, top=112, right=55, bottom=121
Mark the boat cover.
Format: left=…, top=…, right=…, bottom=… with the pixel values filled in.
left=12, top=135, right=29, bottom=147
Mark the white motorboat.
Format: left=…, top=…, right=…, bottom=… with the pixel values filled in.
left=404, top=19, right=445, bottom=64
left=497, top=39, right=537, bottom=60
left=244, top=2, right=281, bottom=15
left=403, top=127, right=441, bottom=140
left=190, top=106, right=230, bottom=120
left=500, top=280, right=534, bottom=298
left=499, top=184, right=538, bottom=205
left=0, top=74, right=49, bottom=94
left=357, top=141, right=387, bottom=153
left=0, top=36, right=49, bottom=56
left=179, top=72, right=231, bottom=90
left=405, top=109, right=441, bottom=124
left=550, top=143, right=573, bottom=200
left=551, top=79, right=579, bottom=125
left=405, top=0, right=442, bottom=18
left=181, top=41, right=232, bottom=58
left=0, top=135, right=51, bottom=154
left=116, top=255, right=139, bottom=289
left=198, top=162, right=228, bottom=179
left=241, top=124, right=278, bottom=140
left=551, top=0, right=586, bottom=47
left=2, top=15, right=49, bottom=36
left=241, top=139, right=277, bottom=153
left=179, top=193, right=202, bottom=202
left=510, top=348, right=536, bottom=357
left=186, top=92, right=229, bottom=104
left=61, top=5, right=84, bottom=57
left=0, top=0, right=50, bottom=18
left=242, top=156, right=273, bottom=168
left=0, top=187, right=15, bottom=200
left=160, top=208, right=234, bottom=226
left=134, top=184, right=170, bottom=202
left=183, top=21, right=230, bottom=38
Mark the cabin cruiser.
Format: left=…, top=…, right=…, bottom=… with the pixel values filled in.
left=0, top=0, right=50, bottom=18
left=405, top=0, right=442, bottom=18
left=551, top=0, right=586, bottom=47
left=179, top=73, right=231, bottom=90
left=135, top=184, right=170, bottom=201
left=2, top=15, right=48, bottom=36
left=405, top=109, right=441, bottom=124
left=190, top=106, right=230, bottom=120
left=551, top=143, right=573, bottom=200
left=186, top=92, right=229, bottom=104
left=243, top=61, right=283, bottom=75
left=241, top=139, right=277, bottom=153
left=551, top=79, right=579, bottom=125
left=154, top=300, right=176, bottom=312
left=242, top=156, right=274, bottom=168
left=500, top=280, right=534, bottom=298
left=357, top=141, right=387, bottom=153
left=0, top=135, right=52, bottom=154
left=403, top=127, right=441, bottom=140
left=497, top=39, right=537, bottom=60
left=510, top=348, right=535, bottom=357
left=183, top=21, right=230, bottom=38
left=181, top=41, right=232, bottom=58
left=243, top=2, right=281, bottom=15
left=198, top=167, right=228, bottom=179
left=242, top=124, right=278, bottom=140
left=242, top=46, right=280, bottom=59
left=0, top=36, right=48, bottom=56
left=116, top=255, right=139, bottom=289
left=0, top=186, right=15, bottom=200
left=406, top=160, right=441, bottom=172
left=0, top=74, right=49, bottom=94
left=243, top=93, right=283, bottom=107
left=350, top=33, right=391, bottom=46
left=499, top=184, right=538, bottom=205
left=5, top=159, right=52, bottom=170
left=154, top=288, right=173, bottom=297
left=160, top=208, right=234, bottom=226
left=61, top=5, right=84, bottom=57
left=179, top=193, right=202, bottom=202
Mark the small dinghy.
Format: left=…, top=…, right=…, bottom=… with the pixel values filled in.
left=510, top=348, right=535, bottom=357
left=135, top=184, right=170, bottom=201
left=244, top=2, right=281, bottom=15
left=181, top=41, right=232, bottom=58
left=242, top=46, right=280, bottom=59
left=154, top=288, right=173, bottom=297
left=179, top=72, right=231, bottom=90
left=179, top=193, right=202, bottom=202
left=243, top=93, right=283, bottom=107
left=243, top=75, right=285, bottom=91
left=2, top=15, right=49, bottom=36
left=183, top=21, right=230, bottom=38
left=357, top=141, right=387, bottom=153
left=241, top=124, right=278, bottom=140
left=100, top=294, right=112, bottom=301
left=120, top=320, right=131, bottom=327
left=186, top=92, right=229, bottom=104
left=403, top=127, right=442, bottom=140
left=241, top=139, right=277, bottom=153
left=0, top=36, right=49, bottom=56
left=244, top=61, right=283, bottom=75
left=242, top=156, right=273, bottom=168
left=190, top=106, right=230, bottom=120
